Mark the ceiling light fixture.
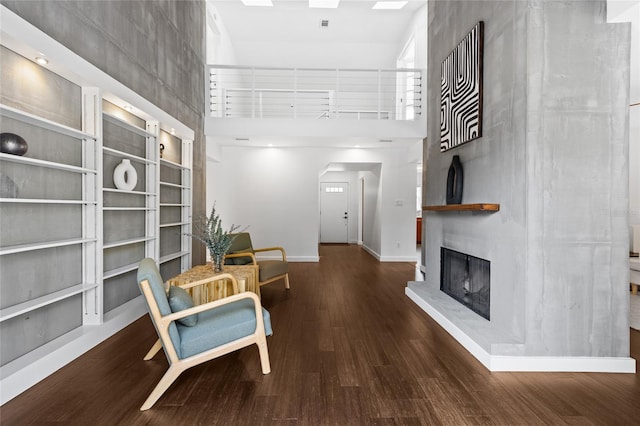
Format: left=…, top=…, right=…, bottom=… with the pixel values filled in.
left=170, top=128, right=176, bottom=135
left=35, top=56, right=48, bottom=65
left=240, top=0, right=273, bottom=6
left=372, top=1, right=407, bottom=10
left=310, top=0, right=339, bottom=9
left=123, top=105, right=133, bottom=112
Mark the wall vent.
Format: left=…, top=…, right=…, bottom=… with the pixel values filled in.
left=320, top=19, right=329, bottom=28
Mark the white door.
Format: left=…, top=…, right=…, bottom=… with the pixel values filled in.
left=320, top=182, right=349, bottom=243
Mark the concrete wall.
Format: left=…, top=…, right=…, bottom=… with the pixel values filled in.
left=207, top=146, right=416, bottom=262
left=424, top=0, right=630, bottom=357
left=3, top=0, right=208, bottom=264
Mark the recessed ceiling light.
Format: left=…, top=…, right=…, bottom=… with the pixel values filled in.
left=372, top=1, right=407, bottom=10
left=310, top=0, right=339, bottom=9
left=170, top=128, right=176, bottom=135
left=268, top=143, right=274, bottom=147
left=35, top=56, right=48, bottom=65
left=123, top=105, right=133, bottom=112
left=241, top=0, right=273, bottom=6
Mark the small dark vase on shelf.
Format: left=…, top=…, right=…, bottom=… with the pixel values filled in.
left=446, top=155, right=463, bottom=204
left=0, top=133, right=28, bottom=156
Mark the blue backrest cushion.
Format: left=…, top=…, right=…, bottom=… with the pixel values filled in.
left=168, top=286, right=198, bottom=326
left=137, top=258, right=182, bottom=358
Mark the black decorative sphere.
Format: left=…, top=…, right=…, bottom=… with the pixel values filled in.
left=0, top=133, right=28, bottom=156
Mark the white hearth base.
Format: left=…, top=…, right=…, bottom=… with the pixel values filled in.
left=406, top=282, right=636, bottom=373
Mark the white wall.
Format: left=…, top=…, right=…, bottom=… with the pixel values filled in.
left=206, top=146, right=417, bottom=262
left=230, top=41, right=400, bottom=69
left=608, top=0, right=640, bottom=246
left=206, top=3, right=237, bottom=64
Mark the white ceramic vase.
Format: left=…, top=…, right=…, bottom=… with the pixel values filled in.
left=113, top=159, right=137, bottom=191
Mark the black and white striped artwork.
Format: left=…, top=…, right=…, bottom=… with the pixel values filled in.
left=440, top=22, right=484, bottom=152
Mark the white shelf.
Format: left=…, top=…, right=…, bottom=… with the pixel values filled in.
left=102, top=188, right=153, bottom=196
left=0, top=238, right=96, bottom=256
left=0, top=198, right=96, bottom=205
left=160, top=158, right=188, bottom=170
left=160, top=181, right=189, bottom=189
left=103, top=261, right=140, bottom=280
left=102, top=146, right=156, bottom=165
left=103, top=112, right=156, bottom=138
left=0, top=153, right=97, bottom=174
left=0, top=283, right=99, bottom=323
left=103, top=236, right=154, bottom=250
left=103, top=207, right=155, bottom=211
left=160, top=251, right=190, bottom=264
left=0, top=104, right=97, bottom=141
left=160, top=221, right=189, bottom=228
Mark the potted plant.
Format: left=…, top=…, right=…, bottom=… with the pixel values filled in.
left=189, top=204, right=242, bottom=272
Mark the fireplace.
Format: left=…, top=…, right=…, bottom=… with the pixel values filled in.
left=440, top=247, right=490, bottom=320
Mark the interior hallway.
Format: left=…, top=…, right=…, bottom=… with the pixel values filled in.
left=2, top=245, right=639, bottom=424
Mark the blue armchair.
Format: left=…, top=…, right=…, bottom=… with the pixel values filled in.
left=136, top=258, right=272, bottom=410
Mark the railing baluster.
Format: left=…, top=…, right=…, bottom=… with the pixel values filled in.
left=205, top=65, right=421, bottom=121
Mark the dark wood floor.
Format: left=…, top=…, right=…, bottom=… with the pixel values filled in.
left=3, top=245, right=640, bottom=425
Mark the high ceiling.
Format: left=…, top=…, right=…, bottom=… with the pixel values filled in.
left=209, top=0, right=427, bottom=67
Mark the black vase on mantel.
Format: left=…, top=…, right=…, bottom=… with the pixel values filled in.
left=446, top=155, right=463, bottom=204
left=0, top=133, right=29, bottom=156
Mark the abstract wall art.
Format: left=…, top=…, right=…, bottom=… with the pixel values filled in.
left=440, top=21, right=484, bottom=152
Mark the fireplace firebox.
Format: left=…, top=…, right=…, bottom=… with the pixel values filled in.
left=440, top=247, right=490, bottom=320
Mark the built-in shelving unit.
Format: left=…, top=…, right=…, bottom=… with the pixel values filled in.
left=0, top=8, right=196, bottom=405
left=158, top=136, right=192, bottom=279
left=0, top=100, right=100, bottom=327
left=423, top=203, right=500, bottom=212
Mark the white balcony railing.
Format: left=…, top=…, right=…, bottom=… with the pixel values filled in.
left=208, top=65, right=422, bottom=121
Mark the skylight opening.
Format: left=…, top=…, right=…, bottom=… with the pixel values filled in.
left=372, top=1, right=408, bottom=10
left=309, top=0, right=340, bottom=9
left=241, top=0, right=273, bottom=6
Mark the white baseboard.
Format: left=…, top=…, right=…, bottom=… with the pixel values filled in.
left=405, top=287, right=636, bottom=373
left=361, top=244, right=381, bottom=260
left=286, top=256, right=320, bottom=262
left=0, top=296, right=147, bottom=405
left=379, top=256, right=419, bottom=262
left=255, top=255, right=319, bottom=262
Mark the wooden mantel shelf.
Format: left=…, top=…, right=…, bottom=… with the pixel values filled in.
left=423, top=203, right=500, bottom=212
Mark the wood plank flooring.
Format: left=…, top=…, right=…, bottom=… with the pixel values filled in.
left=2, top=245, right=640, bottom=425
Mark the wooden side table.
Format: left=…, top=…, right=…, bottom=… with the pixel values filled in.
left=168, top=263, right=260, bottom=303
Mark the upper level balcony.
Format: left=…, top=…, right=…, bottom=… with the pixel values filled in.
left=205, top=65, right=427, bottom=146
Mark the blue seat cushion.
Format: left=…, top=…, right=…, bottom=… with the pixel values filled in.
left=168, top=286, right=198, bottom=327
left=177, top=298, right=273, bottom=359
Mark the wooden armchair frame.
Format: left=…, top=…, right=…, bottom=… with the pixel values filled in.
left=139, top=272, right=271, bottom=411
left=226, top=246, right=290, bottom=289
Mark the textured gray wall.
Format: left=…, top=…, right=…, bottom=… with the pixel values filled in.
left=2, top=0, right=208, bottom=264
left=424, top=0, right=630, bottom=357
